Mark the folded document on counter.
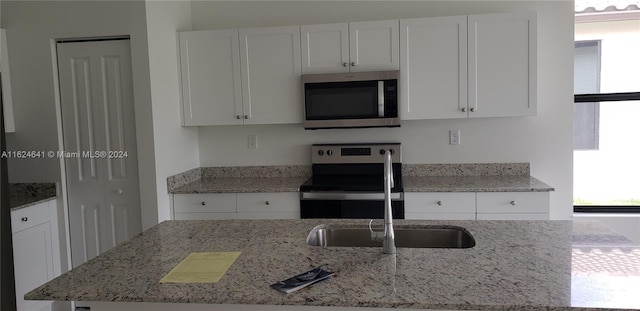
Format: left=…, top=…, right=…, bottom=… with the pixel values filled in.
left=159, top=252, right=241, bottom=283
left=270, top=267, right=334, bottom=294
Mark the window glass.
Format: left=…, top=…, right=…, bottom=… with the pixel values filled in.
left=574, top=16, right=640, bottom=207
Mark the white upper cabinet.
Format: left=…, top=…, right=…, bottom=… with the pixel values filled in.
left=301, top=20, right=399, bottom=74
left=179, top=29, right=243, bottom=126
left=400, top=12, right=536, bottom=120
left=178, top=26, right=302, bottom=126
left=400, top=16, right=467, bottom=120
left=468, top=12, right=537, bottom=118
left=300, top=23, right=350, bottom=74
left=179, top=12, right=536, bottom=126
left=239, top=26, right=303, bottom=124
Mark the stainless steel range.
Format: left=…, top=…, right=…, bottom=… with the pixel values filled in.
left=300, top=143, right=404, bottom=219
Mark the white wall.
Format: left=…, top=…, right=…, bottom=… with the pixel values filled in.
left=191, top=1, right=575, bottom=220
left=0, top=1, right=159, bottom=226
left=145, top=1, right=199, bottom=229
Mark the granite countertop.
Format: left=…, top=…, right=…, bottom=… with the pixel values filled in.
left=170, top=177, right=309, bottom=194
left=167, top=163, right=554, bottom=194
left=403, top=175, right=554, bottom=192
left=9, top=183, right=57, bottom=211
left=27, top=219, right=640, bottom=310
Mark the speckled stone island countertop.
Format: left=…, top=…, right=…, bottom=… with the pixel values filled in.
left=9, top=183, right=57, bottom=211
left=168, top=163, right=554, bottom=194
left=26, top=219, right=639, bottom=310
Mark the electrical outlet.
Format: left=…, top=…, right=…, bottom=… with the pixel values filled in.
left=449, top=130, right=461, bottom=145
left=248, top=135, right=258, bottom=149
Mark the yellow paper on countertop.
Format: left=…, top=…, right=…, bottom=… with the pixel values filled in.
left=159, top=252, right=241, bottom=284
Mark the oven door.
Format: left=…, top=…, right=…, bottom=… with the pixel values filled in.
left=300, top=192, right=404, bottom=219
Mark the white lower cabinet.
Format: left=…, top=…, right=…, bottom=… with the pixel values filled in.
left=173, top=193, right=300, bottom=220
left=10, top=200, right=61, bottom=311
left=405, top=192, right=475, bottom=220
left=236, top=192, right=299, bottom=219
left=173, top=193, right=237, bottom=220
left=476, top=192, right=549, bottom=220
left=405, top=191, right=550, bottom=220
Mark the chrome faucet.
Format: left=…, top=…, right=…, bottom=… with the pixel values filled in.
left=370, top=150, right=396, bottom=254
left=382, top=150, right=396, bottom=254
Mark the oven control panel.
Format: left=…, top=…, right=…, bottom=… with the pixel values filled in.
left=311, top=143, right=401, bottom=164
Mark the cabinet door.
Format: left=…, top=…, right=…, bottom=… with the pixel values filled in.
left=1, top=28, right=15, bottom=132
left=13, top=222, right=54, bottom=311
left=405, top=192, right=475, bottom=220
left=468, top=12, right=537, bottom=118
left=349, top=20, right=400, bottom=72
left=237, top=192, right=300, bottom=219
left=173, top=193, right=237, bottom=220
left=476, top=192, right=549, bottom=220
left=239, top=26, right=303, bottom=124
left=400, top=16, right=467, bottom=120
left=179, top=29, right=243, bottom=126
left=301, top=23, right=350, bottom=74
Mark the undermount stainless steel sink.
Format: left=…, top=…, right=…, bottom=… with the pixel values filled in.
left=306, top=225, right=475, bottom=249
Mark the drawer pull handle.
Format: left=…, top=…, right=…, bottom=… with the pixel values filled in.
left=436, top=201, right=443, bottom=206
left=201, top=202, right=206, bottom=206
left=265, top=201, right=270, bottom=205
left=510, top=201, right=517, bottom=206
left=21, top=217, right=28, bottom=222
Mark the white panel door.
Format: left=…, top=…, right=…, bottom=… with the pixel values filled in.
left=400, top=16, right=467, bottom=120
left=468, top=12, right=537, bottom=117
left=58, top=39, right=142, bottom=267
left=349, top=20, right=399, bottom=72
left=179, top=30, right=243, bottom=125
left=239, top=26, right=303, bottom=125
left=300, top=23, right=350, bottom=74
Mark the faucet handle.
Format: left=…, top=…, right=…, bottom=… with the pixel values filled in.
left=368, top=219, right=385, bottom=242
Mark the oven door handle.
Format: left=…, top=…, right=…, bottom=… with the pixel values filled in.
left=300, top=192, right=403, bottom=201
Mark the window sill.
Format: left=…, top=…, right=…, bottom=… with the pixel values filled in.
left=574, top=212, right=640, bottom=218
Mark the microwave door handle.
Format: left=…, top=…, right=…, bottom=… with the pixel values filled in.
left=378, top=81, right=385, bottom=117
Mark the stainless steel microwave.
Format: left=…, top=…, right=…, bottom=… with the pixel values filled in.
left=302, top=71, right=400, bottom=129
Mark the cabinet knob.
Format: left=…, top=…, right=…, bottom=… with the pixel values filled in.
left=436, top=201, right=443, bottom=206
left=350, top=62, right=356, bottom=66
left=342, top=62, right=348, bottom=67
left=265, top=201, right=270, bottom=205
left=244, top=115, right=249, bottom=119
left=117, top=189, right=124, bottom=195
left=510, top=201, right=517, bottom=206
left=21, top=217, right=28, bottom=222
left=201, top=201, right=206, bottom=206
left=461, top=108, right=467, bottom=112
left=470, top=107, right=476, bottom=112
left=236, top=115, right=241, bottom=120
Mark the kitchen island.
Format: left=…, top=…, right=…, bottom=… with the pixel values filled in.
left=26, top=219, right=640, bottom=310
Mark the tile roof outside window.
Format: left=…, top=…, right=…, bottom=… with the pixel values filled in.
left=575, top=0, right=640, bottom=13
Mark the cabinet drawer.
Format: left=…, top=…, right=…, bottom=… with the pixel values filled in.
left=405, top=192, right=475, bottom=214
left=11, top=201, right=51, bottom=233
left=173, top=193, right=236, bottom=213
left=236, top=192, right=299, bottom=213
left=476, top=192, right=549, bottom=214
